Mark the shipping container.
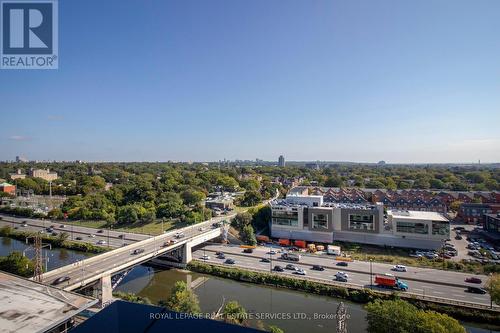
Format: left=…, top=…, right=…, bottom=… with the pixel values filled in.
left=279, top=239, right=290, bottom=246
left=294, top=240, right=306, bottom=248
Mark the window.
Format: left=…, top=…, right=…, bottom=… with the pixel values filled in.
left=272, top=218, right=299, bottom=227
left=312, top=213, right=328, bottom=230
left=396, top=221, right=428, bottom=234
left=348, top=214, right=374, bottom=231
left=432, top=221, right=449, bottom=236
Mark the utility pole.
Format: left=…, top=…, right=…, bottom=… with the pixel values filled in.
left=25, top=234, right=51, bottom=282
left=369, top=259, right=373, bottom=289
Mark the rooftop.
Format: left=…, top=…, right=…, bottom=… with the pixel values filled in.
left=0, top=272, right=97, bottom=333
left=388, top=210, right=448, bottom=222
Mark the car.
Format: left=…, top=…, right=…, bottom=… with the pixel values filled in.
left=225, top=258, right=235, bottom=264
left=335, top=272, right=349, bottom=282
left=273, top=265, right=284, bottom=272
left=453, top=227, right=465, bottom=231
left=215, top=251, right=224, bottom=255
left=97, top=229, right=104, bottom=233
left=97, top=240, right=106, bottom=245
left=455, top=235, right=463, bottom=240
left=261, top=257, right=270, bottom=263
left=425, top=253, right=438, bottom=259
left=46, top=228, right=53, bottom=233
left=118, top=234, right=125, bottom=239
left=312, top=265, right=325, bottom=271
left=243, top=248, right=254, bottom=254
left=21, top=222, right=28, bottom=227
left=202, top=254, right=210, bottom=260
left=392, top=265, right=407, bottom=272
left=89, top=234, right=96, bottom=238
left=52, top=276, right=70, bottom=285
left=218, top=254, right=226, bottom=259
left=285, top=264, right=297, bottom=271
left=75, top=236, right=83, bottom=240
left=465, top=277, right=482, bottom=284
left=176, top=233, right=185, bottom=239
left=198, top=227, right=205, bottom=231
left=13, top=226, right=18, bottom=229
left=268, top=250, right=277, bottom=255
left=439, top=253, right=452, bottom=259
left=466, top=286, right=487, bottom=294
left=132, top=248, right=145, bottom=255
left=294, top=268, right=306, bottom=275
left=336, top=261, right=348, bottom=267
left=59, top=224, right=65, bottom=228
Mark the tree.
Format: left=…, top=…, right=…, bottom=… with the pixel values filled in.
left=241, top=190, right=262, bottom=207
left=166, top=281, right=200, bottom=314
left=222, top=301, right=247, bottom=325
left=156, top=192, right=184, bottom=218
left=116, top=205, right=139, bottom=224
left=54, top=232, right=69, bottom=247
left=241, top=224, right=257, bottom=246
left=449, top=201, right=463, bottom=212
left=232, top=212, right=252, bottom=230
left=366, top=299, right=465, bottom=333
left=181, top=189, right=206, bottom=206
left=486, top=274, right=500, bottom=305
left=324, top=176, right=344, bottom=188
left=0, top=251, right=34, bottom=277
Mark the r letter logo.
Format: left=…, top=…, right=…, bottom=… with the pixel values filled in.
left=1, top=0, right=58, bottom=69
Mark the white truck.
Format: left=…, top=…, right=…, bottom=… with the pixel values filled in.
left=327, top=245, right=341, bottom=256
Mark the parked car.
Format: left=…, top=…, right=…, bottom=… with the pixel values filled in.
left=466, top=286, right=487, bottom=294
left=285, top=264, right=297, bottom=271
left=312, top=265, right=325, bottom=271
left=225, top=258, right=235, bottom=264
left=336, top=261, right=348, bottom=267
left=52, top=276, right=70, bottom=285
left=465, top=277, right=482, bottom=284
left=392, top=265, right=407, bottom=272
left=455, top=235, right=463, bottom=240
left=273, top=265, right=284, bottom=272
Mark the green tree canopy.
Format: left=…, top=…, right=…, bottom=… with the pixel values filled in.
left=166, top=281, right=200, bottom=314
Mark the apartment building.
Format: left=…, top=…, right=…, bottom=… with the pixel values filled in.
left=270, top=193, right=450, bottom=249
left=29, top=168, right=58, bottom=182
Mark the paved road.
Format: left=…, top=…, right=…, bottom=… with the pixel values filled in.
left=194, top=244, right=494, bottom=307
left=0, top=214, right=150, bottom=248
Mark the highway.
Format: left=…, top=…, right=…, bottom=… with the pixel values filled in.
left=193, top=244, right=495, bottom=307
left=0, top=214, right=151, bottom=248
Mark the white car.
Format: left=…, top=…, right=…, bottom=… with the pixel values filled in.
left=392, top=265, right=407, bottom=272
left=89, top=234, right=96, bottom=238
left=335, top=272, right=349, bottom=279
left=202, top=255, right=210, bottom=260
left=97, top=240, right=106, bottom=245
left=295, top=268, right=306, bottom=275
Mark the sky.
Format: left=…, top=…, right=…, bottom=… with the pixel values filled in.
left=1, top=0, right=499, bottom=163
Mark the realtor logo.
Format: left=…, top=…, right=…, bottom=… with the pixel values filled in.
left=1, top=0, right=58, bottom=69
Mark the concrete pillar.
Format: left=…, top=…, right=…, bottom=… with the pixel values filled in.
left=99, top=274, right=113, bottom=307
left=186, top=274, right=192, bottom=290
left=182, top=242, right=192, bottom=264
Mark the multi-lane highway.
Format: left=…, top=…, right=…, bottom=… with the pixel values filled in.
left=0, top=214, right=151, bottom=248
left=193, top=244, right=495, bottom=307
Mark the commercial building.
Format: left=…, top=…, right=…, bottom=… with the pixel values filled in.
left=270, top=193, right=450, bottom=249
left=205, top=194, right=234, bottom=211
left=278, top=155, right=285, bottom=167
left=458, top=203, right=500, bottom=224
left=0, top=182, right=16, bottom=195
left=483, top=213, right=500, bottom=245
left=30, top=168, right=58, bottom=181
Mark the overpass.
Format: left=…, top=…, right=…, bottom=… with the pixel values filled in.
left=39, top=216, right=229, bottom=305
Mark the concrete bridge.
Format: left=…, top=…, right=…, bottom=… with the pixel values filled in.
left=39, top=217, right=228, bottom=305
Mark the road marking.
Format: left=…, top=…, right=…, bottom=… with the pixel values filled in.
left=433, top=291, right=444, bottom=295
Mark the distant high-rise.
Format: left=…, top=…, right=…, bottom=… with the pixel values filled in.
left=15, top=156, right=27, bottom=163
left=278, top=155, right=285, bottom=167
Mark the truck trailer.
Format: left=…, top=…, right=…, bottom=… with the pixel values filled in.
left=374, top=275, right=408, bottom=291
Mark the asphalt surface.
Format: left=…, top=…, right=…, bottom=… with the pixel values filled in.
left=193, top=244, right=494, bottom=307
left=0, top=214, right=150, bottom=248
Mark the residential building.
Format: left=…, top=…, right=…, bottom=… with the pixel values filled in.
left=458, top=203, right=500, bottom=224
left=205, top=193, right=235, bottom=211
left=278, top=155, right=285, bottom=167
left=270, top=192, right=450, bottom=249
left=0, top=182, right=16, bottom=195
left=29, top=168, right=58, bottom=181
left=9, top=169, right=26, bottom=180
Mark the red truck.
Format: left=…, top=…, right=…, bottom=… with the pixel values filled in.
left=374, top=275, right=408, bottom=291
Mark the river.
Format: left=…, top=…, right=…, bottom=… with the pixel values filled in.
left=0, top=237, right=497, bottom=333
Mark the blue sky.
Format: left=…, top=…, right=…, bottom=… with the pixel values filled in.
left=1, top=0, right=499, bottom=163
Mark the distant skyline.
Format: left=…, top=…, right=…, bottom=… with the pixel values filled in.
left=1, top=0, right=500, bottom=163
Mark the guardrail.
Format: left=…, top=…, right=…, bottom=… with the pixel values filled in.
left=41, top=218, right=226, bottom=280
left=193, top=260, right=499, bottom=312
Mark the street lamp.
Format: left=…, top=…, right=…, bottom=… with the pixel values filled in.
left=369, top=259, right=373, bottom=289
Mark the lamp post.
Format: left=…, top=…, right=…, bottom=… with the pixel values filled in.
left=369, top=259, right=373, bottom=289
